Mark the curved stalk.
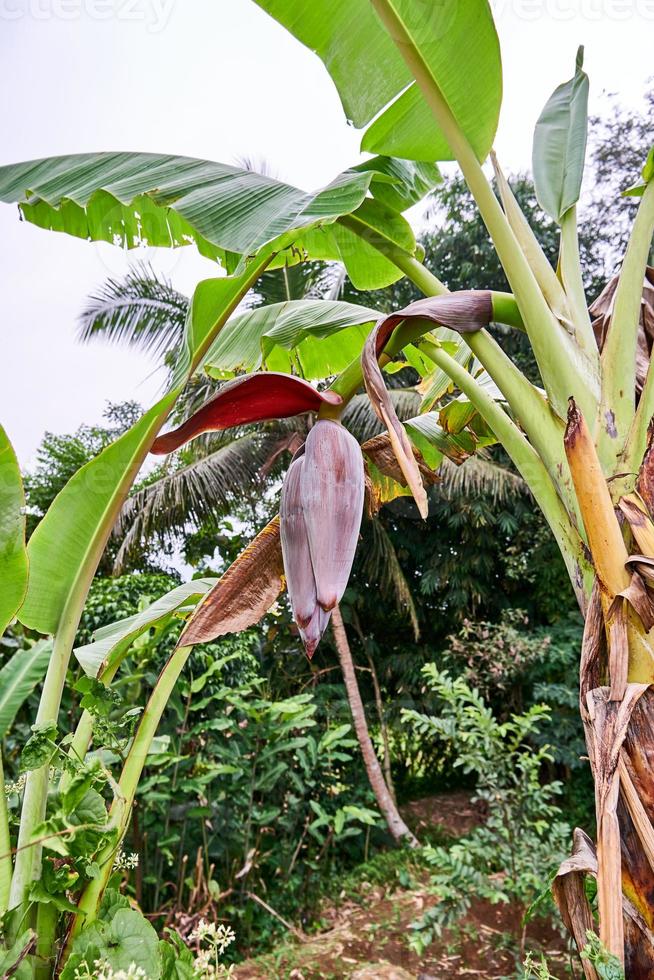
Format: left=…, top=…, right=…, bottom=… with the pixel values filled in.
left=369, top=0, right=598, bottom=424
left=338, top=217, right=525, bottom=331
left=599, top=180, right=654, bottom=468
left=491, top=152, right=576, bottom=336
left=623, top=363, right=654, bottom=479
left=62, top=645, right=194, bottom=962
left=465, top=330, right=583, bottom=532
left=331, top=607, right=417, bottom=847
left=8, top=612, right=82, bottom=923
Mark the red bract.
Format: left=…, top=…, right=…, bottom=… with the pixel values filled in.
left=151, top=373, right=342, bottom=455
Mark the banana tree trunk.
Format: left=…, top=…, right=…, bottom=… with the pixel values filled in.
left=555, top=406, right=654, bottom=976
left=331, top=605, right=418, bottom=848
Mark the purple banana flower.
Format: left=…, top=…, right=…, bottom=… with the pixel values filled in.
left=280, top=419, right=365, bottom=658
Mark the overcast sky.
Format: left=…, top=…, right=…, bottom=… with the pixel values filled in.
left=1, top=0, right=652, bottom=466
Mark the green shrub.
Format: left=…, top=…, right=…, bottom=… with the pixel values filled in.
left=402, top=666, right=570, bottom=957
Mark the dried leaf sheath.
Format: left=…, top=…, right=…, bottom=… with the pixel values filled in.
left=619, top=495, right=654, bottom=558
left=584, top=685, right=649, bottom=964
left=179, top=516, right=284, bottom=645
left=361, top=292, right=493, bottom=518
left=552, top=829, right=599, bottom=980
left=152, top=373, right=342, bottom=455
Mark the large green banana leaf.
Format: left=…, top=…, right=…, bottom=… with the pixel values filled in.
left=0, top=641, right=52, bottom=738
left=252, top=0, right=502, bottom=163
left=0, top=153, right=367, bottom=262
left=0, top=153, right=439, bottom=289
left=0, top=426, right=28, bottom=636
left=202, top=299, right=380, bottom=380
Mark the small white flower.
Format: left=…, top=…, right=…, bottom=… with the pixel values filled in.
left=4, top=773, right=27, bottom=797
left=113, top=848, right=139, bottom=871
left=190, top=918, right=217, bottom=942
left=73, top=960, right=147, bottom=980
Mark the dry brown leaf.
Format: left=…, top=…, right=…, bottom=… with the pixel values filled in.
left=552, top=828, right=599, bottom=980
left=637, top=421, right=654, bottom=515
left=607, top=603, right=629, bottom=702
left=614, top=689, right=654, bottom=974
left=590, top=267, right=654, bottom=394
left=180, top=516, right=284, bottom=645
left=619, top=494, right=654, bottom=557
left=580, top=583, right=605, bottom=709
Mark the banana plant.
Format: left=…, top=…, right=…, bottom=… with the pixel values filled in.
left=0, top=154, right=445, bottom=976
left=1, top=1, right=654, bottom=974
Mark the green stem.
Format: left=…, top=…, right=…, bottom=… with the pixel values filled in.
left=559, top=207, right=595, bottom=359
left=0, top=752, right=12, bottom=915
left=370, top=0, right=598, bottom=423
left=599, top=180, right=654, bottom=468
left=34, top=902, right=57, bottom=980
left=419, top=339, right=592, bottom=606
left=622, top=363, right=654, bottom=480
left=491, top=151, right=575, bottom=338
left=8, top=615, right=80, bottom=926
left=465, top=329, right=583, bottom=532
left=62, top=645, right=194, bottom=961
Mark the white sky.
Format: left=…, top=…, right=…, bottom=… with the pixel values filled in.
left=1, top=0, right=652, bottom=465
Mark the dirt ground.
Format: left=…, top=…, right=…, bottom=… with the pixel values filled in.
left=233, top=793, right=571, bottom=980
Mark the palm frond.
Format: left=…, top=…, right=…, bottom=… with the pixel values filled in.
left=317, top=264, right=347, bottom=301
left=358, top=519, right=420, bottom=640
left=112, top=431, right=278, bottom=572
left=437, top=456, right=526, bottom=503
left=342, top=390, right=421, bottom=444
left=78, top=263, right=189, bottom=360
left=252, top=263, right=330, bottom=305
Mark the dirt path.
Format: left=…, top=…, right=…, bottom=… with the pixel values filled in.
left=234, top=793, right=570, bottom=980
